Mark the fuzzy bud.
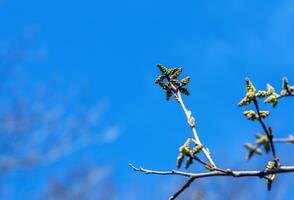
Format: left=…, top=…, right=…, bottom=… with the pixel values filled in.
left=243, top=110, right=258, bottom=121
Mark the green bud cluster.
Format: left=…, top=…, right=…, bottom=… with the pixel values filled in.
left=259, top=111, right=270, bottom=118
left=261, top=84, right=279, bottom=107
left=238, top=79, right=256, bottom=107
left=239, top=77, right=293, bottom=108
left=155, top=64, right=191, bottom=101
left=256, top=90, right=267, bottom=98
left=264, top=93, right=278, bottom=107
left=177, top=138, right=202, bottom=169
left=243, top=110, right=258, bottom=121
left=242, top=110, right=269, bottom=121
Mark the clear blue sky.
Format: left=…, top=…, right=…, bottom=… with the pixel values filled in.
left=1, top=0, right=294, bottom=199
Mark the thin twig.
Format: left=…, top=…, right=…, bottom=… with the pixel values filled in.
left=246, top=135, right=294, bottom=160
left=193, top=155, right=230, bottom=173
left=273, top=136, right=294, bottom=144
left=130, top=162, right=294, bottom=199
left=193, top=155, right=210, bottom=167
left=169, top=90, right=217, bottom=199
left=253, top=98, right=279, bottom=164
left=170, top=177, right=195, bottom=199
left=129, top=163, right=194, bottom=177
left=176, top=90, right=216, bottom=167
left=278, top=94, right=294, bottom=99
left=277, top=89, right=294, bottom=99
left=169, top=177, right=196, bottom=200
left=167, top=79, right=216, bottom=167
left=161, top=78, right=217, bottom=199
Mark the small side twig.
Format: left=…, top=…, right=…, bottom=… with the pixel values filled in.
left=278, top=94, right=294, bottom=99
left=253, top=98, right=279, bottom=165
left=169, top=177, right=196, bottom=200
left=273, top=135, right=294, bottom=144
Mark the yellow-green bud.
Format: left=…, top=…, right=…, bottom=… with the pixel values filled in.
left=259, top=111, right=270, bottom=119
left=246, top=91, right=255, bottom=100
left=243, top=110, right=258, bottom=121
left=188, top=116, right=195, bottom=127
left=238, top=96, right=251, bottom=107
left=181, top=76, right=190, bottom=86
left=256, top=90, right=267, bottom=98
left=264, top=94, right=278, bottom=107
left=282, top=77, right=289, bottom=90
left=177, top=153, right=184, bottom=168
left=265, top=161, right=277, bottom=191
left=280, top=90, right=288, bottom=97
left=246, top=78, right=256, bottom=93
left=266, top=84, right=275, bottom=95
left=157, top=64, right=170, bottom=75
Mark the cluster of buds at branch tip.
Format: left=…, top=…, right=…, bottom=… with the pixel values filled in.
left=238, top=78, right=256, bottom=107
left=255, top=84, right=276, bottom=101
left=155, top=64, right=191, bottom=101
left=238, top=77, right=294, bottom=108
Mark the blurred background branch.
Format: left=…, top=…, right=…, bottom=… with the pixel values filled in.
left=0, top=32, right=119, bottom=199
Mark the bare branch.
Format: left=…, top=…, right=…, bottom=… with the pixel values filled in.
left=129, top=163, right=194, bottom=177
left=131, top=162, right=294, bottom=200
left=129, top=163, right=294, bottom=179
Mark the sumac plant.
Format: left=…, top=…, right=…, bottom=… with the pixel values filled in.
left=130, top=64, right=294, bottom=200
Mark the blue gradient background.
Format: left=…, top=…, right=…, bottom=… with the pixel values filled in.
left=1, top=0, right=294, bottom=199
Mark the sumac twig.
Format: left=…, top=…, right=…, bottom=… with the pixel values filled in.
left=130, top=65, right=294, bottom=199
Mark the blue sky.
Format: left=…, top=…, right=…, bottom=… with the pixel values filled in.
left=1, top=0, right=294, bottom=199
